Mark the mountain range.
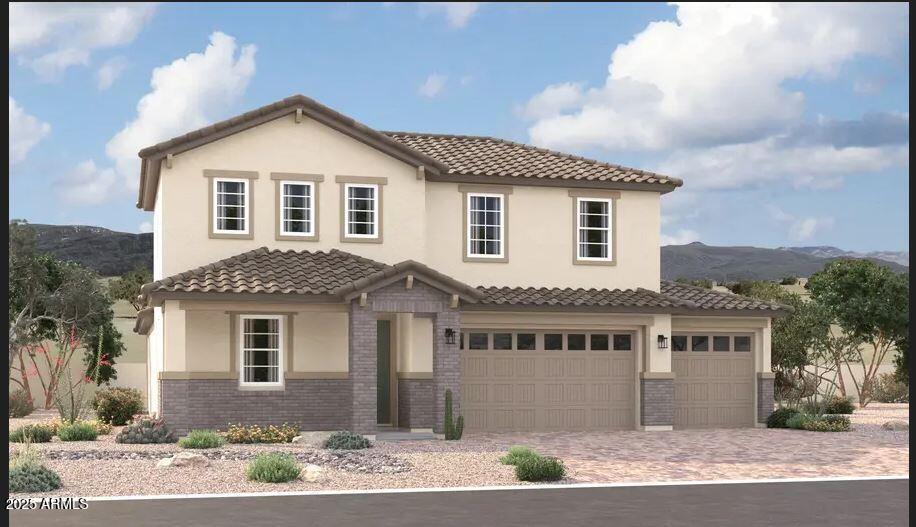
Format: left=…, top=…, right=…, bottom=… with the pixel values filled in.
left=20, top=223, right=908, bottom=281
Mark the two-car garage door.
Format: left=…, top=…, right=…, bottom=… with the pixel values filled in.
left=460, top=329, right=636, bottom=431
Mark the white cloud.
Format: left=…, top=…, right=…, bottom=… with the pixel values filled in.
left=9, top=3, right=157, bottom=80
left=56, top=160, right=119, bottom=205
left=106, top=31, right=257, bottom=189
left=768, top=205, right=835, bottom=242
left=418, top=73, right=448, bottom=98
left=418, top=3, right=484, bottom=28
left=138, top=221, right=153, bottom=233
left=96, top=56, right=129, bottom=90
left=518, top=82, right=584, bottom=120
left=9, top=97, right=51, bottom=165
left=661, top=229, right=700, bottom=246
left=524, top=3, right=907, bottom=152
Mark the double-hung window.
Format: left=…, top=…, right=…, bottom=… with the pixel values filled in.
left=280, top=181, right=314, bottom=236
left=345, top=183, right=378, bottom=238
left=214, top=178, right=249, bottom=234
left=576, top=197, right=612, bottom=262
left=467, top=193, right=504, bottom=258
left=240, top=315, right=283, bottom=387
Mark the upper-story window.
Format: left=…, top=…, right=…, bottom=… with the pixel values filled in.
left=280, top=181, right=314, bottom=236
left=467, top=193, right=504, bottom=259
left=576, top=197, right=613, bottom=262
left=345, top=183, right=379, bottom=238
left=214, top=178, right=249, bottom=234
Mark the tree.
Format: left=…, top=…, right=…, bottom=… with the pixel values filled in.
left=893, top=335, right=908, bottom=386
left=8, top=221, right=125, bottom=408
left=728, top=280, right=784, bottom=300
left=108, top=267, right=152, bottom=312
left=807, top=260, right=909, bottom=407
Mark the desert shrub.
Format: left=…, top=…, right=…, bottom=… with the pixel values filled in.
left=179, top=429, right=225, bottom=449
left=515, top=455, right=566, bottom=482
left=9, top=424, right=55, bottom=443
left=803, top=415, right=851, bottom=432
left=93, top=387, right=143, bottom=426
left=58, top=421, right=98, bottom=441
left=8, top=464, right=62, bottom=493
left=9, top=443, right=43, bottom=471
left=873, top=373, right=909, bottom=403
left=324, top=430, right=371, bottom=450
left=8, top=389, right=34, bottom=418
left=115, top=415, right=178, bottom=444
left=823, top=396, right=855, bottom=415
left=780, top=276, right=799, bottom=285
left=50, top=418, right=112, bottom=436
left=766, top=407, right=800, bottom=429
left=246, top=453, right=301, bottom=483
left=786, top=413, right=810, bottom=430
left=226, top=423, right=299, bottom=444
left=499, top=446, right=540, bottom=465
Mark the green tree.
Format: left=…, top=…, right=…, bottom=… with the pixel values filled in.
left=893, top=335, right=908, bottom=386
left=108, top=267, right=152, bottom=312
left=728, top=280, right=784, bottom=300
left=807, top=260, right=909, bottom=406
left=8, top=221, right=125, bottom=408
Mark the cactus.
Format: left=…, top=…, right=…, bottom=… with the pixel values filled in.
left=443, top=389, right=465, bottom=440
left=115, top=414, right=178, bottom=444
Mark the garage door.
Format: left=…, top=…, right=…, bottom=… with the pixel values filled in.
left=672, top=333, right=755, bottom=429
left=460, top=330, right=635, bottom=431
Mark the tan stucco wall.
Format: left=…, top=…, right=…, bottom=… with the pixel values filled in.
left=185, top=310, right=231, bottom=371
left=293, top=311, right=348, bottom=372
left=155, top=113, right=661, bottom=290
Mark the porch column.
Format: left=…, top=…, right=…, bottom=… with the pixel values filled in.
left=349, top=301, right=377, bottom=435
left=432, top=308, right=460, bottom=435
left=756, top=320, right=775, bottom=424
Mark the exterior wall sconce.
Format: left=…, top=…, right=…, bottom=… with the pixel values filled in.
left=657, top=335, right=669, bottom=349
left=444, top=328, right=457, bottom=345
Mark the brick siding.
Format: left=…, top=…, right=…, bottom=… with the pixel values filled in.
left=397, top=378, right=434, bottom=429
left=640, top=378, right=674, bottom=427
left=757, top=376, right=775, bottom=423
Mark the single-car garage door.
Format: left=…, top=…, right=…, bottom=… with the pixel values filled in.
left=672, top=333, right=755, bottom=429
left=460, top=329, right=636, bottom=431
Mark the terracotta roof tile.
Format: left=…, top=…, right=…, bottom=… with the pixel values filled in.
left=660, top=280, right=788, bottom=312
left=476, top=286, right=691, bottom=309
left=384, top=132, right=682, bottom=188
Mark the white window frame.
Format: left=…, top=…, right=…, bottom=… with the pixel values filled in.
left=239, top=314, right=284, bottom=388
left=576, top=197, right=613, bottom=262
left=279, top=180, right=315, bottom=237
left=344, top=183, right=379, bottom=239
left=213, top=177, right=249, bottom=235
left=466, top=192, right=504, bottom=258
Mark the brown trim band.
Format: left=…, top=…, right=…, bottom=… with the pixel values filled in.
left=270, top=173, right=325, bottom=182
left=757, top=372, right=776, bottom=379
left=285, top=372, right=349, bottom=380
left=159, top=372, right=237, bottom=380
left=397, top=372, right=433, bottom=380
left=203, top=169, right=259, bottom=179
left=640, top=372, right=676, bottom=380
left=335, top=175, right=388, bottom=185
left=458, top=183, right=514, bottom=195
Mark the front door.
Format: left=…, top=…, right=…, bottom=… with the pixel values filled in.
left=377, top=320, right=391, bottom=424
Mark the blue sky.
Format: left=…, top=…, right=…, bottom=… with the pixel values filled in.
left=9, top=3, right=910, bottom=252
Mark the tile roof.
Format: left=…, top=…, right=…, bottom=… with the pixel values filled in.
left=660, top=280, right=788, bottom=313
left=475, top=286, right=691, bottom=310
left=141, top=247, right=389, bottom=298
left=383, top=131, right=682, bottom=188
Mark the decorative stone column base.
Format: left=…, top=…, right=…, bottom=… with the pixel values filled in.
left=640, top=372, right=675, bottom=428
left=757, top=372, right=776, bottom=424
left=397, top=377, right=434, bottom=429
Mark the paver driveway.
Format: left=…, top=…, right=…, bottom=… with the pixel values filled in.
left=459, top=403, right=909, bottom=483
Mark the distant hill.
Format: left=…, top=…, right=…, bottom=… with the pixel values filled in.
left=663, top=242, right=908, bottom=282
left=780, top=246, right=909, bottom=267
left=21, top=223, right=907, bottom=281
left=30, top=224, right=152, bottom=277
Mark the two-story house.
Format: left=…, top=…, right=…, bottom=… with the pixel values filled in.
left=133, top=94, right=786, bottom=436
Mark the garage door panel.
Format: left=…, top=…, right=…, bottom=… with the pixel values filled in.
left=673, top=334, right=755, bottom=429
left=462, top=341, right=636, bottom=431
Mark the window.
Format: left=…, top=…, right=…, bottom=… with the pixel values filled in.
left=672, top=335, right=688, bottom=352
left=544, top=333, right=563, bottom=351
left=576, top=198, right=612, bottom=261
left=590, top=334, right=610, bottom=351
left=691, top=335, right=709, bottom=352
left=280, top=181, right=314, bottom=236
left=345, top=183, right=378, bottom=238
left=467, top=193, right=504, bottom=258
left=713, top=336, right=731, bottom=352
left=613, top=334, right=632, bottom=351
left=240, top=316, right=283, bottom=386
left=734, top=336, right=752, bottom=352
left=493, top=333, right=513, bottom=350
left=468, top=333, right=489, bottom=350
left=214, top=178, right=248, bottom=234
left=567, top=334, right=586, bottom=351
left=517, top=333, right=536, bottom=350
